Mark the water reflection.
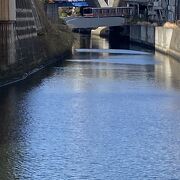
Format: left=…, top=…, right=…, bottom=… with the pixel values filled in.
left=0, top=70, right=54, bottom=179
left=0, top=23, right=16, bottom=68
left=0, top=35, right=180, bottom=179
left=155, top=51, right=180, bottom=90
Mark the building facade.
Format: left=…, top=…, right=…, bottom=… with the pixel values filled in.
left=124, top=0, right=179, bottom=22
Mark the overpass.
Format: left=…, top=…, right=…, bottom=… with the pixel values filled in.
left=45, top=0, right=123, bottom=23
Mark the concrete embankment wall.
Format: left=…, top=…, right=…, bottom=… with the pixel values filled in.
left=0, top=0, right=73, bottom=85
left=155, top=27, right=180, bottom=60
left=129, top=25, right=180, bottom=60
left=129, top=25, right=155, bottom=48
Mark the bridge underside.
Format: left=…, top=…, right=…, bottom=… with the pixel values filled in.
left=65, top=17, right=126, bottom=29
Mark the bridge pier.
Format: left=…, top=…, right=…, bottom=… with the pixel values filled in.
left=0, top=0, right=16, bottom=21
left=0, top=0, right=16, bottom=68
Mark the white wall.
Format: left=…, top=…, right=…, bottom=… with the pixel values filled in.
left=155, top=27, right=180, bottom=60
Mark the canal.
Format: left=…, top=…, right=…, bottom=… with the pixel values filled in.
left=0, top=35, right=180, bottom=180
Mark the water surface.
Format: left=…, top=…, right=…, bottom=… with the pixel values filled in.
left=0, top=35, right=180, bottom=180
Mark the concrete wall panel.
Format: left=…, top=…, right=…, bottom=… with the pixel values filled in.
left=169, top=28, right=180, bottom=59
left=155, top=27, right=180, bottom=60
left=147, top=26, right=155, bottom=44
left=170, top=29, right=180, bottom=51
left=155, top=27, right=173, bottom=53
left=130, top=25, right=141, bottom=42
left=141, top=25, right=147, bottom=42
left=130, top=25, right=155, bottom=46
left=0, top=0, right=16, bottom=21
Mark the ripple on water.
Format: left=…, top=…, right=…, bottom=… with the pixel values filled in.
left=0, top=38, right=180, bottom=180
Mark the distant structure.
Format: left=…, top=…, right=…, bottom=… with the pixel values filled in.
left=121, top=0, right=180, bottom=22
left=46, top=0, right=179, bottom=22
